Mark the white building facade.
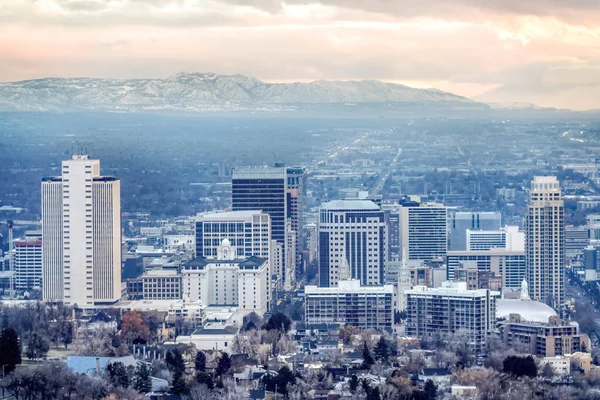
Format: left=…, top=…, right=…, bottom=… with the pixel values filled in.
left=399, top=202, right=448, bottom=262
left=42, top=155, right=121, bottom=307
left=14, top=231, right=42, bottom=290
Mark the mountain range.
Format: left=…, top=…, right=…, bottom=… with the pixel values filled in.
left=0, top=72, right=478, bottom=113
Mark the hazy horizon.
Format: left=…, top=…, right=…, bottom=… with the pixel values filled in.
left=2, top=0, right=600, bottom=109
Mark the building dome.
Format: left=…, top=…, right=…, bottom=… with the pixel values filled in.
left=496, top=298, right=558, bottom=323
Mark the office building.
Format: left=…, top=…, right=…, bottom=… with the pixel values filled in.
left=232, top=166, right=296, bottom=289
left=446, top=250, right=526, bottom=289
left=565, top=225, right=589, bottom=262
left=181, top=239, right=269, bottom=317
left=525, top=176, right=565, bottom=307
left=449, top=211, right=502, bottom=251
left=584, top=244, right=600, bottom=281
left=466, top=226, right=524, bottom=252
left=305, top=279, right=394, bottom=331
left=399, top=202, right=447, bottom=262
left=286, top=167, right=305, bottom=263
left=14, top=231, right=42, bottom=290
left=588, top=215, right=600, bottom=241
left=405, top=282, right=500, bottom=352
left=142, top=269, right=181, bottom=300
left=318, top=200, right=385, bottom=287
left=42, top=155, right=121, bottom=307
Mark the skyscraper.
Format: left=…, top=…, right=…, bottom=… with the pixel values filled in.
left=232, top=166, right=301, bottom=289
left=42, top=155, right=121, bottom=307
left=14, top=231, right=42, bottom=290
left=318, top=200, right=386, bottom=287
left=399, top=202, right=448, bottom=262
left=526, top=176, right=565, bottom=307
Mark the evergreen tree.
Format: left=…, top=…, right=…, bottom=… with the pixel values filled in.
left=216, top=352, right=232, bottom=377
left=263, top=313, right=292, bottom=332
left=424, top=379, right=437, bottom=400
left=366, top=386, right=381, bottom=400
left=196, top=371, right=214, bottom=389
left=194, top=351, right=206, bottom=372
left=361, top=341, right=374, bottom=368
left=171, top=370, right=188, bottom=395
left=133, top=363, right=152, bottom=393
left=106, top=361, right=130, bottom=388
left=165, top=349, right=185, bottom=374
left=349, top=375, right=359, bottom=392
left=0, top=327, right=21, bottom=373
left=373, top=336, right=389, bottom=363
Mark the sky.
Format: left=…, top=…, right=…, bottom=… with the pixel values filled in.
left=1, top=0, right=600, bottom=107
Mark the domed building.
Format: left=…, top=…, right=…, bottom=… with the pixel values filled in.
left=496, top=279, right=558, bottom=323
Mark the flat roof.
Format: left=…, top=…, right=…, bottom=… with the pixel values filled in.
left=197, top=210, right=264, bottom=221
left=320, top=200, right=380, bottom=211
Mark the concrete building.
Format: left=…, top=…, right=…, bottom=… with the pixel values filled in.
left=565, top=225, right=589, bottom=262
left=405, top=282, right=500, bottom=352
left=588, top=214, right=600, bottom=241
left=181, top=239, right=269, bottom=318
left=305, top=279, right=394, bottom=331
left=14, top=231, right=42, bottom=290
left=525, top=176, right=565, bottom=307
left=142, top=269, right=181, bottom=300
left=449, top=211, right=502, bottom=251
left=466, top=226, right=524, bottom=252
left=399, top=202, right=447, bottom=262
left=42, top=155, right=121, bottom=307
left=584, top=244, right=600, bottom=281
left=318, top=200, right=385, bottom=287
left=446, top=250, right=526, bottom=290
left=499, top=314, right=589, bottom=357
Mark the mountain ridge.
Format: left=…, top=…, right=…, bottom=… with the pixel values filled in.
left=0, top=72, right=478, bottom=113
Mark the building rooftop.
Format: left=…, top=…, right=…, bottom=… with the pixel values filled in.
left=142, top=269, right=180, bottom=278
left=496, top=298, right=558, bottom=323
left=406, top=281, right=499, bottom=298
left=197, top=210, right=264, bottom=221
left=320, top=200, right=380, bottom=211
left=232, top=166, right=286, bottom=179
left=305, top=279, right=394, bottom=295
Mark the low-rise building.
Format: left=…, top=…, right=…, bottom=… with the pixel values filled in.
left=540, top=356, right=571, bottom=375
left=142, top=269, right=181, bottom=300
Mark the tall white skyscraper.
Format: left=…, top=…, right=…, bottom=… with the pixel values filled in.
left=42, top=155, right=121, bottom=307
left=399, top=201, right=448, bottom=262
left=526, top=176, right=565, bottom=307
left=318, top=200, right=386, bottom=287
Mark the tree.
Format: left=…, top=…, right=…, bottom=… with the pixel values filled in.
left=171, top=370, right=188, bottom=395
left=165, top=348, right=185, bottom=374
left=424, top=379, right=437, bottom=400
left=26, top=333, right=49, bottom=361
left=0, top=327, right=21, bottom=373
left=216, top=352, right=232, bottom=377
left=59, top=321, right=73, bottom=349
left=194, top=351, right=206, bottom=372
left=349, top=375, right=359, bottom=392
left=541, top=363, right=555, bottom=378
left=245, top=320, right=257, bottom=331
left=503, top=355, right=537, bottom=378
left=195, top=371, right=214, bottom=389
left=106, top=361, right=130, bottom=388
left=133, top=363, right=152, bottom=393
left=121, top=311, right=151, bottom=344
left=361, top=340, right=375, bottom=368
left=339, top=325, right=360, bottom=345
left=373, top=336, right=390, bottom=363
left=263, top=313, right=292, bottom=333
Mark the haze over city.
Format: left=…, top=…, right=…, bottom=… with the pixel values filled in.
left=1, top=2, right=600, bottom=400
left=2, top=0, right=600, bottom=109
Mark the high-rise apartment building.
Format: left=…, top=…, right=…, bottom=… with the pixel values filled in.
left=466, top=226, right=524, bottom=252
left=399, top=202, right=447, bottom=262
left=14, top=231, right=42, bottom=290
left=405, top=282, right=500, bottom=353
left=449, top=211, right=502, bottom=251
left=525, top=176, right=565, bottom=307
left=232, top=166, right=300, bottom=289
left=42, top=155, right=121, bottom=307
left=446, top=249, right=526, bottom=289
left=318, top=200, right=385, bottom=287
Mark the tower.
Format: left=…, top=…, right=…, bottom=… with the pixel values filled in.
left=525, top=176, right=565, bottom=307
left=42, top=155, right=121, bottom=307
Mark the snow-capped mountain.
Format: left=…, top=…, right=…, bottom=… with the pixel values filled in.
left=0, top=72, right=476, bottom=112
